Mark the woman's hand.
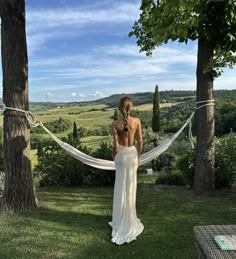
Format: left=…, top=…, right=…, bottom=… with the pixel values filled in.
left=138, top=156, right=141, bottom=166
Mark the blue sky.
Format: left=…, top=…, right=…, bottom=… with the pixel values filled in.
left=0, top=0, right=235, bottom=102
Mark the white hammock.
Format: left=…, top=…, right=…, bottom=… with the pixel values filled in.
left=0, top=100, right=214, bottom=171
left=39, top=112, right=195, bottom=170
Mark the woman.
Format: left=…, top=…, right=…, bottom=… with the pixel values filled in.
left=108, top=96, right=144, bottom=245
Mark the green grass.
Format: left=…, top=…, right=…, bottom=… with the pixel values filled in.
left=0, top=183, right=235, bottom=259
left=0, top=104, right=113, bottom=129
left=30, top=149, right=38, bottom=169
left=81, top=136, right=112, bottom=149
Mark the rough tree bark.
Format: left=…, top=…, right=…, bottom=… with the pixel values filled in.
left=194, top=37, right=215, bottom=195
left=0, top=0, right=38, bottom=212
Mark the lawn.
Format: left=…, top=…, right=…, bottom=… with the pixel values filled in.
left=0, top=183, right=235, bottom=259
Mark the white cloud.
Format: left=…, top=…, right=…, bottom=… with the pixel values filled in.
left=27, top=44, right=196, bottom=92
left=78, top=93, right=86, bottom=98
left=92, top=91, right=105, bottom=98
left=96, top=44, right=197, bottom=64
left=71, top=92, right=77, bottom=97
left=26, top=3, right=140, bottom=33
left=25, top=2, right=140, bottom=55
left=44, top=91, right=61, bottom=101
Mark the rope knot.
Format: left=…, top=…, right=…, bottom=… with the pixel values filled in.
left=0, top=103, right=6, bottom=112
left=25, top=111, right=40, bottom=127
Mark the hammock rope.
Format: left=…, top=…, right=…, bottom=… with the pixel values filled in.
left=0, top=100, right=215, bottom=170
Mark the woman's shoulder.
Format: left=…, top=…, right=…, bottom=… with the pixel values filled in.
left=130, top=116, right=141, bottom=122
left=112, top=119, right=123, bottom=127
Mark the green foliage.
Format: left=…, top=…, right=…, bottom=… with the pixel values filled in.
left=177, top=150, right=196, bottom=187
left=131, top=109, right=152, bottom=129
left=155, top=171, right=185, bottom=185
left=177, top=136, right=236, bottom=188
left=92, top=141, right=113, bottom=161
left=77, top=91, right=196, bottom=108
left=161, top=101, right=195, bottom=133
left=37, top=142, right=44, bottom=158
left=130, top=0, right=236, bottom=76
left=113, top=109, right=119, bottom=121
left=152, top=152, right=176, bottom=172
left=73, top=121, right=78, bottom=140
left=141, top=127, right=165, bottom=152
left=30, top=136, right=55, bottom=150
left=36, top=138, right=115, bottom=187
left=215, top=137, right=236, bottom=189
left=86, top=126, right=111, bottom=137
left=152, top=85, right=161, bottom=132
left=215, top=102, right=236, bottom=136
left=31, top=117, right=71, bottom=134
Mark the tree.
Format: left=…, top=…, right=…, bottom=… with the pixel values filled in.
left=72, top=121, right=80, bottom=146
left=129, top=0, right=236, bottom=195
left=73, top=122, right=78, bottom=140
left=0, top=0, right=38, bottom=212
left=152, top=85, right=161, bottom=132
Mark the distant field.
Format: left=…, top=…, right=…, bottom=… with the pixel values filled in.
left=81, top=136, right=112, bottom=149
left=0, top=102, right=178, bottom=128
left=133, top=102, right=180, bottom=111
left=0, top=104, right=114, bottom=129
left=0, top=102, right=178, bottom=154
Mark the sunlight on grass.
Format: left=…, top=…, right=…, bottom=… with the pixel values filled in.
left=0, top=184, right=235, bottom=259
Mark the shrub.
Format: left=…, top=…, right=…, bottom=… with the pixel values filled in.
left=155, top=171, right=184, bottom=185
left=176, top=136, right=236, bottom=189
left=36, top=138, right=115, bottom=187
left=177, top=150, right=195, bottom=187
left=92, top=141, right=113, bottom=160
left=31, top=117, right=71, bottom=134
left=152, top=152, right=176, bottom=172
left=30, top=136, right=55, bottom=150
left=215, top=137, right=236, bottom=189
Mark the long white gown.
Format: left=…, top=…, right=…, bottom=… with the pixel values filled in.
left=109, top=145, right=144, bottom=245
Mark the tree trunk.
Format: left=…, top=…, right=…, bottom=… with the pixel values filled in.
left=193, top=38, right=215, bottom=196
left=0, top=0, right=38, bottom=212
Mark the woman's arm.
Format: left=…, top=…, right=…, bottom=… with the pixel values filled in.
left=112, top=122, right=119, bottom=160
left=136, top=119, right=143, bottom=165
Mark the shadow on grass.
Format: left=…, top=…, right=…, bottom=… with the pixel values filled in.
left=0, top=184, right=235, bottom=259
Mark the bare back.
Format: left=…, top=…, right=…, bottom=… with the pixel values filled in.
left=112, top=116, right=143, bottom=160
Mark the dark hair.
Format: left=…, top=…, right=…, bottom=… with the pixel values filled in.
left=118, top=96, right=132, bottom=134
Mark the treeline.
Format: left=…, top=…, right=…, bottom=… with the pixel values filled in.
left=28, top=89, right=236, bottom=110
left=131, top=97, right=236, bottom=136
left=85, top=91, right=196, bottom=107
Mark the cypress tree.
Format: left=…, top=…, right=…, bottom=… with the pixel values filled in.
left=73, top=122, right=78, bottom=140
left=152, top=85, right=161, bottom=132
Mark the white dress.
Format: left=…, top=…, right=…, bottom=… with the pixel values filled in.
left=109, top=145, right=144, bottom=245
